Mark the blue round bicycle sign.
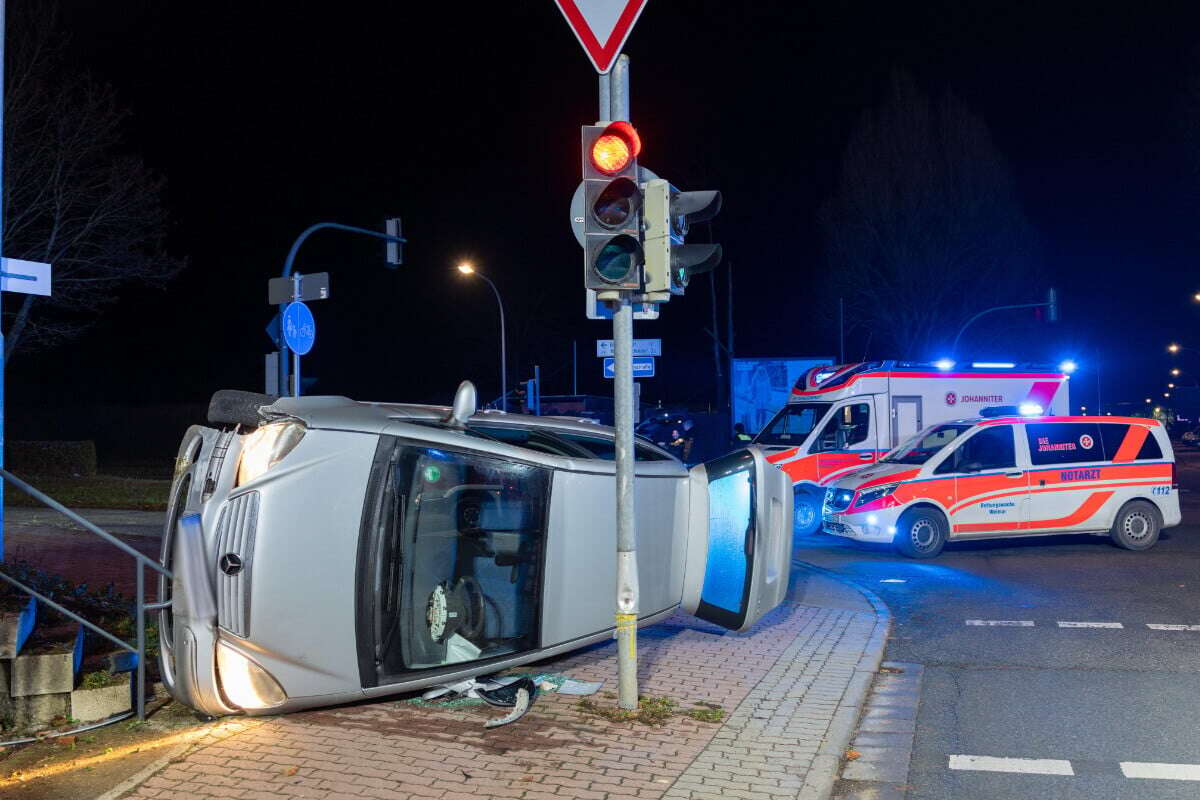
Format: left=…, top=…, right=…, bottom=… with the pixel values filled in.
left=282, top=301, right=316, bottom=355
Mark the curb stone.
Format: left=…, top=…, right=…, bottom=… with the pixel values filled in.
left=794, top=562, right=893, bottom=800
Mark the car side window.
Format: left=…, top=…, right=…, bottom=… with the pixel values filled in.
left=1026, top=422, right=1103, bottom=466
left=936, top=426, right=1016, bottom=474
left=813, top=403, right=870, bottom=452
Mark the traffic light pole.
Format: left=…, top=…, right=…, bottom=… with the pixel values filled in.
left=604, top=55, right=641, bottom=712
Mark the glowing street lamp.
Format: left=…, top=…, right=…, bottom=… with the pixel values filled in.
left=455, top=262, right=508, bottom=412
left=1172, top=368, right=1182, bottom=377
left=1169, top=343, right=1181, bottom=354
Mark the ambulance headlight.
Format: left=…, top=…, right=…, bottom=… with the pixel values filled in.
left=855, top=483, right=899, bottom=507
left=236, top=421, right=306, bottom=486
left=216, top=642, right=286, bottom=709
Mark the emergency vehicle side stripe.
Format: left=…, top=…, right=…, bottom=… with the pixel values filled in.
left=791, top=371, right=1065, bottom=397
left=953, top=490, right=1114, bottom=533
left=1113, top=425, right=1150, bottom=463
left=977, top=416, right=1160, bottom=428
left=858, top=468, right=920, bottom=489
left=950, top=479, right=1168, bottom=515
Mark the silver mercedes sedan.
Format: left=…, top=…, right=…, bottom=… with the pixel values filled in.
left=160, top=382, right=792, bottom=717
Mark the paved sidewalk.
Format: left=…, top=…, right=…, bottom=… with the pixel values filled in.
left=114, top=562, right=890, bottom=800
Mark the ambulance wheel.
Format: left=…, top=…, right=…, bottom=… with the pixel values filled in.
left=1109, top=500, right=1161, bottom=551
left=894, top=508, right=947, bottom=558
left=794, top=487, right=822, bottom=536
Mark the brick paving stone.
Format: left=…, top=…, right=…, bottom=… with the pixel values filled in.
left=117, top=567, right=884, bottom=800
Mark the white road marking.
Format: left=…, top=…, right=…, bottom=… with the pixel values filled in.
left=1056, top=621, right=1124, bottom=628
left=1146, top=624, right=1200, bottom=631
left=1120, top=762, right=1200, bottom=781
left=965, top=620, right=1035, bottom=627
left=948, top=755, right=1074, bottom=776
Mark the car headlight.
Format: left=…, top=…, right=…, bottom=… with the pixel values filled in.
left=216, top=641, right=286, bottom=709
left=236, top=421, right=305, bottom=486
left=855, top=483, right=899, bottom=507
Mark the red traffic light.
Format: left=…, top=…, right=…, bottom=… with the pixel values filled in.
left=590, top=121, right=641, bottom=174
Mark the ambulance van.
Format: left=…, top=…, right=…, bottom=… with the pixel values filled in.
left=820, top=414, right=1179, bottom=557
left=753, top=361, right=1070, bottom=533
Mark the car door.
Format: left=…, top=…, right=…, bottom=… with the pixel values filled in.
left=1023, top=421, right=1109, bottom=532
left=936, top=425, right=1029, bottom=536
left=680, top=448, right=793, bottom=632
left=811, top=401, right=878, bottom=484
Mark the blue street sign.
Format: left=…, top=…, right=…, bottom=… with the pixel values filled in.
left=603, top=357, right=655, bottom=379
left=265, top=313, right=282, bottom=349
left=282, top=301, right=316, bottom=355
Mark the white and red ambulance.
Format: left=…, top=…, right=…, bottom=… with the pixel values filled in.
left=752, top=360, right=1070, bottom=533
left=820, top=414, right=1179, bottom=557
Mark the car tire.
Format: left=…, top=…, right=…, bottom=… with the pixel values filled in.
left=894, top=508, right=948, bottom=558
left=794, top=487, right=822, bottom=536
left=1109, top=500, right=1161, bottom=551
left=208, top=389, right=279, bottom=427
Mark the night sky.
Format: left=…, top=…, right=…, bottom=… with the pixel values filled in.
left=11, top=1, right=1200, bottom=420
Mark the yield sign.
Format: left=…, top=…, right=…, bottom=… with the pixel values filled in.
left=553, top=0, right=648, bottom=74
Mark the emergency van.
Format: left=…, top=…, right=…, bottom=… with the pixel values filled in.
left=820, top=414, right=1179, bottom=557
left=753, top=361, right=1070, bottom=533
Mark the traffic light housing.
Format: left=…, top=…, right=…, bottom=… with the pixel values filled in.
left=642, top=179, right=723, bottom=298
left=582, top=122, right=644, bottom=294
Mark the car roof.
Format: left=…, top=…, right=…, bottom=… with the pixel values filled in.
left=262, top=394, right=672, bottom=453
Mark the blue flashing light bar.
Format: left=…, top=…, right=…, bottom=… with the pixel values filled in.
left=972, top=362, right=1016, bottom=369
left=934, top=359, right=955, bottom=371
left=1058, top=359, right=1077, bottom=374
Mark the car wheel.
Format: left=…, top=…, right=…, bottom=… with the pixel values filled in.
left=794, top=487, right=822, bottom=536
left=894, top=508, right=948, bottom=558
left=1109, top=500, right=1161, bottom=551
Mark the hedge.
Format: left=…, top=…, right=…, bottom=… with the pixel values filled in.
left=7, top=440, right=98, bottom=477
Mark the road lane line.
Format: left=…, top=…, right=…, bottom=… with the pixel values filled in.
left=1120, top=762, right=1200, bottom=781
left=1056, top=621, right=1123, bottom=628
left=948, top=755, right=1074, bottom=776
left=1146, top=624, right=1200, bottom=631
left=965, top=620, right=1035, bottom=626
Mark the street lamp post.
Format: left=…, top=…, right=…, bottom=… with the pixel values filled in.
left=457, top=264, right=507, bottom=412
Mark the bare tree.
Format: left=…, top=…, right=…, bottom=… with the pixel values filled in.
left=2, top=8, right=183, bottom=359
left=820, top=72, right=1039, bottom=357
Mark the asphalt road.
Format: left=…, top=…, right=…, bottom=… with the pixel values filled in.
left=802, top=451, right=1200, bottom=800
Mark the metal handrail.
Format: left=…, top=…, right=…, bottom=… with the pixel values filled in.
left=0, top=468, right=172, bottom=720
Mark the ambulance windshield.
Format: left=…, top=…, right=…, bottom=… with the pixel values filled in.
left=756, top=403, right=831, bottom=446
left=883, top=423, right=973, bottom=465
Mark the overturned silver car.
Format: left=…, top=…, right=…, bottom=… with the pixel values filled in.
left=160, top=382, right=792, bottom=716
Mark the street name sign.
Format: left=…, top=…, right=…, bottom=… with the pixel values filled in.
left=553, top=0, right=648, bottom=74
left=0, top=258, right=52, bottom=296
left=604, top=356, right=654, bottom=379
left=269, top=272, right=330, bottom=305
left=596, top=338, right=661, bottom=357
left=282, top=301, right=316, bottom=355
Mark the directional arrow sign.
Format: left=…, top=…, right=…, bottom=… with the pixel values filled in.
left=553, top=0, right=648, bottom=74
left=603, top=356, right=654, bottom=379
left=0, top=258, right=52, bottom=296
left=596, top=339, right=661, bottom=357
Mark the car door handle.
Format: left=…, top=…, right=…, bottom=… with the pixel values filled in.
left=858, top=453, right=874, bottom=461
left=1005, top=471, right=1023, bottom=478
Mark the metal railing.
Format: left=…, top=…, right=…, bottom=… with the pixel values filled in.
left=0, top=468, right=171, bottom=720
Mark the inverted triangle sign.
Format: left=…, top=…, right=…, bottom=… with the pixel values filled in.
left=554, top=0, right=648, bottom=74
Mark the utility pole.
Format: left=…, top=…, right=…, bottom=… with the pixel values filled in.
left=0, top=0, right=7, bottom=559
left=838, top=297, right=845, bottom=364
left=603, top=55, right=640, bottom=711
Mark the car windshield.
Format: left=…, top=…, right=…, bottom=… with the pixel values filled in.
left=882, top=423, right=974, bottom=465
left=755, top=403, right=831, bottom=446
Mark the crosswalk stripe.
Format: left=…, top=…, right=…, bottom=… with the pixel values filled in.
left=1056, top=621, right=1123, bottom=628
left=1120, top=762, right=1200, bottom=781
left=948, top=755, right=1074, bottom=775
left=965, top=620, right=1035, bottom=626
left=1146, top=624, right=1200, bottom=631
